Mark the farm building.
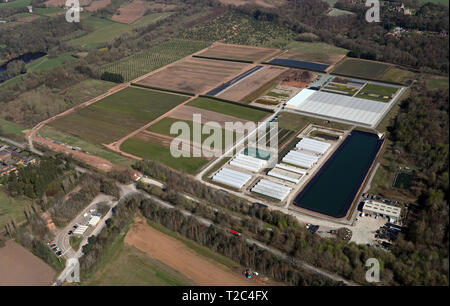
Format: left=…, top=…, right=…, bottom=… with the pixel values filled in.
left=267, top=167, right=303, bottom=184
left=73, top=225, right=88, bottom=236
left=251, top=179, right=292, bottom=201
left=285, top=88, right=395, bottom=128
left=282, top=150, right=319, bottom=169
left=296, top=137, right=330, bottom=155
left=362, top=200, right=401, bottom=223
left=229, top=153, right=268, bottom=172
left=212, top=167, right=252, bottom=190
left=274, top=163, right=307, bottom=175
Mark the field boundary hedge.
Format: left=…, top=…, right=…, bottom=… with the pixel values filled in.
left=130, top=83, right=195, bottom=96
left=199, top=95, right=274, bottom=113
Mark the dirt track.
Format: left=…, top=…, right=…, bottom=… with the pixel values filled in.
left=0, top=240, right=55, bottom=286
left=124, top=220, right=256, bottom=286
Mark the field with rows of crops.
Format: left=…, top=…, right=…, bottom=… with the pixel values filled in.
left=97, top=40, right=211, bottom=82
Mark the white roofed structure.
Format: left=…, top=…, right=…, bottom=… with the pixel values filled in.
left=212, top=167, right=252, bottom=190
left=296, top=137, right=330, bottom=155
left=282, top=150, right=319, bottom=169
left=251, top=179, right=292, bottom=201
left=229, top=153, right=268, bottom=172
left=267, top=168, right=303, bottom=184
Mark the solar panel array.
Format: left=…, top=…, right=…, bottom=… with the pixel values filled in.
left=212, top=167, right=252, bottom=190
left=230, top=153, right=268, bottom=172
left=296, top=137, right=331, bottom=155
left=251, top=179, right=292, bottom=201
left=282, top=150, right=319, bottom=169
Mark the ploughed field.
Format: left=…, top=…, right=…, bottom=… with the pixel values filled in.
left=136, top=56, right=251, bottom=94
left=195, top=42, right=279, bottom=62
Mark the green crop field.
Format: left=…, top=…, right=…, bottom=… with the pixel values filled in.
left=26, top=53, right=76, bottom=73
left=0, top=118, right=25, bottom=140
left=0, top=0, right=30, bottom=8
left=426, top=76, right=449, bottom=89
left=0, top=189, right=33, bottom=230
left=332, top=58, right=392, bottom=80
left=121, top=137, right=209, bottom=174
left=148, top=117, right=239, bottom=148
left=277, top=112, right=352, bottom=133
left=178, top=12, right=297, bottom=49
left=380, top=67, right=415, bottom=85
left=355, top=83, right=399, bottom=102
left=99, top=40, right=211, bottom=82
left=187, top=97, right=270, bottom=122
left=49, top=87, right=190, bottom=144
left=69, top=12, right=173, bottom=49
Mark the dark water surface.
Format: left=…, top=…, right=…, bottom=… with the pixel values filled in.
left=293, top=130, right=383, bottom=218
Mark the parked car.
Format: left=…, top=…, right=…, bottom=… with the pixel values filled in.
left=68, top=230, right=73, bottom=235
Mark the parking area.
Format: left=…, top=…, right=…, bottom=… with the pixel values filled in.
left=350, top=214, right=387, bottom=245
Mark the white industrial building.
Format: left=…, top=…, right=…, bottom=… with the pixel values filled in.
left=285, top=88, right=393, bottom=128
left=251, top=179, right=292, bottom=201
left=274, top=163, right=307, bottom=175
left=296, top=137, right=330, bottom=155
left=73, top=225, right=88, bottom=236
left=229, top=153, right=268, bottom=172
left=212, top=167, right=252, bottom=190
left=282, top=150, right=319, bottom=169
left=362, top=200, right=401, bottom=222
left=88, top=216, right=101, bottom=227
left=267, top=167, right=303, bottom=184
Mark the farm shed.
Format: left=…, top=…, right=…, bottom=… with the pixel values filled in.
left=282, top=150, right=319, bottom=169
left=212, top=167, right=252, bottom=190
left=251, top=179, right=292, bottom=201
left=229, top=153, right=268, bottom=172
left=296, top=137, right=331, bottom=155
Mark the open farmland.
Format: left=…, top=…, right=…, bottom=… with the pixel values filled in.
left=0, top=0, right=30, bottom=7
left=332, top=58, right=392, bottom=80
left=355, top=83, right=399, bottom=102
left=272, top=41, right=348, bottom=66
left=83, top=239, right=194, bottom=286
left=69, top=12, right=172, bottom=48
left=187, top=97, right=270, bottom=122
left=178, top=12, right=297, bottom=48
left=196, top=43, right=279, bottom=62
left=217, top=66, right=287, bottom=102
left=0, top=240, right=55, bottom=286
left=99, top=40, right=211, bottom=82
left=121, top=137, right=209, bottom=174
left=48, top=87, right=190, bottom=144
left=380, top=67, right=415, bottom=85
left=85, top=0, right=111, bottom=11
left=136, top=57, right=251, bottom=94
left=112, top=0, right=148, bottom=24
left=124, top=219, right=256, bottom=285
left=0, top=189, right=32, bottom=229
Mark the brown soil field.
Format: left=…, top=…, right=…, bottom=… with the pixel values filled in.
left=169, top=105, right=251, bottom=133
left=197, top=42, right=279, bottom=62
left=44, top=0, right=91, bottom=7
left=111, top=0, right=147, bottom=24
left=85, top=0, right=111, bottom=12
left=217, top=66, right=287, bottom=101
left=276, top=50, right=346, bottom=66
left=124, top=219, right=257, bottom=286
left=218, top=0, right=277, bottom=8
left=0, top=240, right=55, bottom=286
left=147, top=2, right=177, bottom=11
left=280, top=69, right=317, bottom=88
left=136, top=57, right=251, bottom=94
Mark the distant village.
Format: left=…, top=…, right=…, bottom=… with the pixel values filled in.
left=0, top=144, right=36, bottom=177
